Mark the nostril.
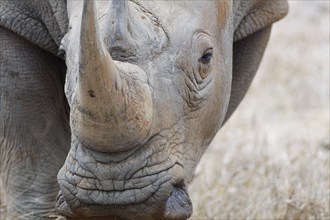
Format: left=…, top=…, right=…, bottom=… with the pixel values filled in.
left=173, top=178, right=185, bottom=189
left=164, top=185, right=193, bottom=220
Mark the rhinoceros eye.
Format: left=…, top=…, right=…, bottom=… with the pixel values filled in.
left=199, top=48, right=213, bottom=64
left=198, top=48, right=213, bottom=78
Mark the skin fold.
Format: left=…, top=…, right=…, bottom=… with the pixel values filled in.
left=0, top=0, right=288, bottom=219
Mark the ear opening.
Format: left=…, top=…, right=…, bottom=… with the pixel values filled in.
left=222, top=0, right=288, bottom=124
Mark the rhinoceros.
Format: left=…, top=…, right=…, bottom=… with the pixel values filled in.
left=0, top=0, right=288, bottom=219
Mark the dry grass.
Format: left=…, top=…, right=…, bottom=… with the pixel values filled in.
left=189, top=1, right=330, bottom=220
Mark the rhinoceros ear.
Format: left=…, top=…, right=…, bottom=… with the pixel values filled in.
left=223, top=0, right=288, bottom=123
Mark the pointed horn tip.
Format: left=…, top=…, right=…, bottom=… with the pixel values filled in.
left=82, top=0, right=97, bottom=19
left=80, top=0, right=105, bottom=54
left=83, top=0, right=94, bottom=10
left=81, top=0, right=96, bottom=28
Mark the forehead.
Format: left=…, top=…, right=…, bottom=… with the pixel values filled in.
left=85, top=0, right=231, bottom=45
left=135, top=0, right=230, bottom=36
left=89, top=1, right=230, bottom=36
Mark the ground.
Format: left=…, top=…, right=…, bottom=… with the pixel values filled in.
left=189, top=1, right=330, bottom=219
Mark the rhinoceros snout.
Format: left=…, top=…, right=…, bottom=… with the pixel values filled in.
left=55, top=185, right=192, bottom=220
left=55, top=139, right=191, bottom=220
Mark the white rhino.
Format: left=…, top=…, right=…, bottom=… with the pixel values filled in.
left=0, top=0, right=288, bottom=219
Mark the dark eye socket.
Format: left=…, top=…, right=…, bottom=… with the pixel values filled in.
left=199, top=49, right=213, bottom=64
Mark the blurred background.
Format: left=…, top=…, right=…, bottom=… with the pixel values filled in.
left=190, top=1, right=330, bottom=219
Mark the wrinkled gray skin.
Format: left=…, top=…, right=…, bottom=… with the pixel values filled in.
left=0, top=0, right=288, bottom=219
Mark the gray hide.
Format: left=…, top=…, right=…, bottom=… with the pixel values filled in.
left=0, top=0, right=288, bottom=219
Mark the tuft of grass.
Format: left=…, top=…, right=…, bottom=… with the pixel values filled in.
left=190, top=1, right=329, bottom=220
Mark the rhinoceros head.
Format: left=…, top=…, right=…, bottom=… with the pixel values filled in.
left=56, top=0, right=288, bottom=219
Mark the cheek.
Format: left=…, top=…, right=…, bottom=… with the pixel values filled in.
left=198, top=65, right=232, bottom=140
left=198, top=100, right=222, bottom=142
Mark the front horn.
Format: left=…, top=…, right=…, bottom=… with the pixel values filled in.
left=67, top=0, right=153, bottom=152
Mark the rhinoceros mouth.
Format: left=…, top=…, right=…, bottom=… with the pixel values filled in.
left=55, top=136, right=191, bottom=219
